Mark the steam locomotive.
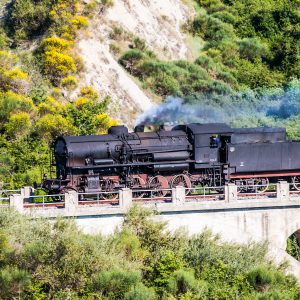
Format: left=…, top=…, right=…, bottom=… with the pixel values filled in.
left=43, top=123, right=300, bottom=197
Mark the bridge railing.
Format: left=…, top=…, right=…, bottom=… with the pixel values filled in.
left=0, top=189, right=21, bottom=207
left=186, top=186, right=225, bottom=202
left=78, top=191, right=119, bottom=205
left=132, top=189, right=172, bottom=203
left=24, top=194, right=65, bottom=208
left=3, top=181, right=296, bottom=214
left=289, top=183, right=300, bottom=198
left=236, top=183, right=277, bottom=200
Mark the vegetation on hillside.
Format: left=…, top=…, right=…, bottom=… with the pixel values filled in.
left=119, top=0, right=299, bottom=96
left=0, top=206, right=300, bottom=299
left=0, top=0, right=116, bottom=188
left=117, top=0, right=300, bottom=142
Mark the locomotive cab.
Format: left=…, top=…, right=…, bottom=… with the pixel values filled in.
left=173, top=123, right=233, bottom=168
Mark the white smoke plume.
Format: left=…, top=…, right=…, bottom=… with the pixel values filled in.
left=136, top=82, right=300, bottom=127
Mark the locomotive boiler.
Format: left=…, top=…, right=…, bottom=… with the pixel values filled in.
left=43, top=123, right=300, bottom=197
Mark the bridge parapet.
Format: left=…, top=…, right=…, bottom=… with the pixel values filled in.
left=4, top=181, right=298, bottom=218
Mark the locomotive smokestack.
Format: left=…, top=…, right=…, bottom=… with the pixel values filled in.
left=159, top=124, right=174, bottom=131
left=134, top=124, right=174, bottom=132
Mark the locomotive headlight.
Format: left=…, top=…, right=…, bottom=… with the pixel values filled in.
left=229, top=147, right=235, bottom=152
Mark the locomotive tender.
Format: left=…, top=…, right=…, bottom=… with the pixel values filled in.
left=43, top=123, right=300, bottom=197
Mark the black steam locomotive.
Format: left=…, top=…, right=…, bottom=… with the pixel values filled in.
left=43, top=123, right=300, bottom=197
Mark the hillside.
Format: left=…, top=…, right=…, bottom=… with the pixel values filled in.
left=0, top=1, right=300, bottom=298
left=0, top=0, right=299, bottom=188
left=78, top=0, right=195, bottom=124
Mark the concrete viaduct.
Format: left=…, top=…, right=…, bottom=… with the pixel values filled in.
left=3, top=181, right=300, bottom=279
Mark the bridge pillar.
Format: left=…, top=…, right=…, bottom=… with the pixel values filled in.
left=277, top=181, right=289, bottom=201
left=9, top=194, right=24, bottom=212
left=225, top=183, right=237, bottom=202
left=65, top=191, right=78, bottom=213
left=21, top=186, right=33, bottom=200
left=172, top=186, right=186, bottom=205
left=119, top=188, right=132, bottom=211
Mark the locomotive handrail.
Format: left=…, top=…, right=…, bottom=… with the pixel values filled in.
left=69, top=160, right=195, bottom=169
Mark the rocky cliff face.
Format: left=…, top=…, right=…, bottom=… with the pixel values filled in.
left=78, top=0, right=194, bottom=126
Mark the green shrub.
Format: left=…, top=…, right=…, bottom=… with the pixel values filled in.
left=7, top=0, right=56, bottom=41
left=145, top=251, right=185, bottom=293
left=167, top=269, right=199, bottom=296
left=109, top=25, right=124, bottom=40
left=126, top=283, right=157, bottom=300
left=133, top=37, right=147, bottom=51
left=247, top=266, right=274, bottom=291
left=0, top=267, right=30, bottom=299
left=0, top=29, right=9, bottom=49
left=0, top=91, right=35, bottom=125
left=238, top=38, right=266, bottom=61
left=153, top=73, right=181, bottom=96
left=91, top=270, right=141, bottom=299
left=119, top=50, right=144, bottom=75
left=109, top=43, right=121, bottom=55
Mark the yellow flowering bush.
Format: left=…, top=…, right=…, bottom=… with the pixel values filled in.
left=61, top=75, right=78, bottom=91
left=75, top=97, right=91, bottom=108
left=71, top=16, right=89, bottom=30
left=35, top=114, right=76, bottom=141
left=38, top=96, right=65, bottom=115
left=0, top=51, right=17, bottom=70
left=96, top=113, right=118, bottom=133
left=39, top=36, right=72, bottom=53
left=42, top=50, right=77, bottom=83
left=1, top=68, right=30, bottom=94
left=4, top=68, right=28, bottom=80
left=49, top=0, right=88, bottom=39
left=5, top=112, right=32, bottom=139
left=79, top=86, right=99, bottom=101
left=0, top=91, right=35, bottom=125
left=51, top=88, right=63, bottom=99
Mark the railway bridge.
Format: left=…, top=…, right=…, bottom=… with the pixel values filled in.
left=2, top=181, right=300, bottom=279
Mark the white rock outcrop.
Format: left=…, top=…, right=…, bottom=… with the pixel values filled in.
left=78, top=0, right=194, bottom=126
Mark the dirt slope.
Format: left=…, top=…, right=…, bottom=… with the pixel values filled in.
left=78, top=0, right=194, bottom=126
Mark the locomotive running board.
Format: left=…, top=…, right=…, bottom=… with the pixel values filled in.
left=230, top=171, right=300, bottom=179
